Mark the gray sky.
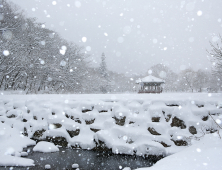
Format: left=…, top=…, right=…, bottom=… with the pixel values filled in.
left=10, top=0, right=222, bottom=75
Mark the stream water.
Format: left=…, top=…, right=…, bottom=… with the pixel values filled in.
left=0, top=146, right=157, bottom=170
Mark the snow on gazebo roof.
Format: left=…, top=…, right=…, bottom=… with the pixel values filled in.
left=136, top=75, right=165, bottom=84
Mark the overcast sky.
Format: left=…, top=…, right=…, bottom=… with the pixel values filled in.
left=10, top=0, right=222, bottom=75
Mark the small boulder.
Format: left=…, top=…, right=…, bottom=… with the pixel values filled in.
left=202, top=116, right=208, bottom=121
left=22, top=119, right=27, bottom=122
left=123, top=168, right=131, bottom=170
left=67, top=129, right=80, bottom=137
left=90, top=128, right=100, bottom=133
left=45, top=164, right=51, bottom=169
left=75, top=118, right=82, bottom=124
left=99, top=110, right=108, bottom=113
left=23, top=127, right=28, bottom=137
left=165, top=115, right=172, bottom=122
left=85, top=119, right=95, bottom=125
left=72, top=163, right=79, bottom=169
left=21, top=152, right=28, bottom=157
left=148, top=127, right=161, bottom=135
left=189, top=126, right=197, bottom=135
left=113, top=116, right=126, bottom=126
left=171, top=139, right=188, bottom=146
left=154, top=141, right=171, bottom=147
left=46, top=136, right=68, bottom=147
left=82, top=109, right=92, bottom=113
left=52, top=123, right=62, bottom=129
left=7, top=114, right=16, bottom=118
left=93, top=140, right=111, bottom=152
left=152, top=117, right=160, bottom=122
left=171, top=117, right=186, bottom=129
left=32, top=129, right=46, bottom=139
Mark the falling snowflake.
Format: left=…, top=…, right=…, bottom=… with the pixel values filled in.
left=123, top=136, right=128, bottom=141
left=52, top=1, right=57, bottom=5
left=196, top=148, right=201, bottom=152
left=40, top=60, right=45, bottom=65
left=3, top=50, right=10, bottom=56
left=153, top=39, right=158, bottom=44
left=86, top=46, right=91, bottom=51
left=40, top=41, right=45, bottom=45
left=48, top=77, right=52, bottom=81
left=75, top=1, right=81, bottom=8
left=60, top=49, right=66, bottom=55
left=216, top=119, right=221, bottom=124
left=82, top=37, right=87, bottom=42
left=197, top=11, right=202, bottom=16
left=60, top=60, right=66, bottom=66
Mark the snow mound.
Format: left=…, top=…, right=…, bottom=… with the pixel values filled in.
left=33, top=141, right=59, bottom=153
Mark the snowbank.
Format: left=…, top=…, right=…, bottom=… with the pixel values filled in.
left=0, top=93, right=221, bottom=167
left=0, top=155, right=34, bottom=167
left=0, top=122, right=36, bottom=166
left=136, top=132, right=222, bottom=170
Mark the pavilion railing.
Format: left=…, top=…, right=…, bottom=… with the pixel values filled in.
left=138, top=89, right=162, bottom=93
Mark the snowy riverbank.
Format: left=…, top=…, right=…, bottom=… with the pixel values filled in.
left=137, top=131, right=222, bottom=170
left=0, top=93, right=222, bottom=168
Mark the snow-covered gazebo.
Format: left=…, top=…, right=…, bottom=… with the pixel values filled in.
left=136, top=75, right=165, bottom=93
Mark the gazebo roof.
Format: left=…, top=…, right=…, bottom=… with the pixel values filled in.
left=136, top=75, right=165, bottom=84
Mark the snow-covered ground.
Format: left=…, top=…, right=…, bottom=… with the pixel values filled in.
left=0, top=93, right=221, bottom=168
left=136, top=131, right=222, bottom=170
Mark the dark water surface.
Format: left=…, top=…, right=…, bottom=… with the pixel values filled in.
left=0, top=147, right=155, bottom=170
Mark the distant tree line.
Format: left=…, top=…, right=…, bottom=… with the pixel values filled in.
left=147, top=64, right=221, bottom=93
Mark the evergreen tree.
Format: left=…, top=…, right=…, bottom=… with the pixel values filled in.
left=99, top=53, right=110, bottom=93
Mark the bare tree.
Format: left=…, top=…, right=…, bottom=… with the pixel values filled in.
left=179, top=69, right=196, bottom=92
left=193, top=69, right=209, bottom=92
left=149, top=64, right=178, bottom=92
left=208, top=35, right=222, bottom=77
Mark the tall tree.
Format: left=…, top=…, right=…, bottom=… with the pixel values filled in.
left=99, top=53, right=110, bottom=93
